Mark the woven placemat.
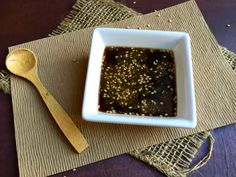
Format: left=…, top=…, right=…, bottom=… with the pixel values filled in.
left=1, top=1, right=235, bottom=177
left=49, top=2, right=216, bottom=176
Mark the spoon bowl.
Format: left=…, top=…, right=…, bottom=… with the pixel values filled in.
left=6, top=48, right=88, bottom=153
left=6, top=48, right=37, bottom=77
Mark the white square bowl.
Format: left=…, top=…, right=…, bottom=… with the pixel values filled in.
left=82, top=27, right=196, bottom=128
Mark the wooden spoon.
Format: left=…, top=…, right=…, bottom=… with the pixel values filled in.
left=6, top=48, right=88, bottom=153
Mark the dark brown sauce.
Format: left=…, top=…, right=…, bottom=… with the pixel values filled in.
left=98, top=46, right=177, bottom=117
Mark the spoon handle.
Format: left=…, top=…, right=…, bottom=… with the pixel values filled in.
left=30, top=75, right=88, bottom=153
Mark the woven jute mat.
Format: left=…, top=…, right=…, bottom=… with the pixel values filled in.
left=1, top=0, right=235, bottom=177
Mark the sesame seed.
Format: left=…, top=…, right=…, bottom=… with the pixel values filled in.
left=133, top=1, right=136, bottom=4
left=226, top=24, right=231, bottom=27
left=146, top=24, right=151, bottom=28
left=168, top=19, right=172, bottom=23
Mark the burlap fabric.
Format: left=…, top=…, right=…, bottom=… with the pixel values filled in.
left=0, top=70, right=10, bottom=94
left=1, top=0, right=235, bottom=177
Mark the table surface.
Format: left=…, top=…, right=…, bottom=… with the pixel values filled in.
left=0, top=0, right=235, bottom=177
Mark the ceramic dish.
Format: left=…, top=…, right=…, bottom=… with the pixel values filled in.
left=82, top=28, right=196, bottom=128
